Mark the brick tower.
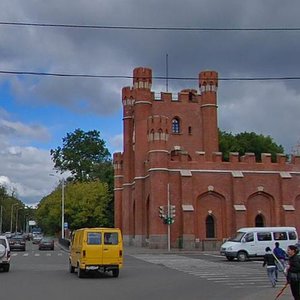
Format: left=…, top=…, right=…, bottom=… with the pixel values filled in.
left=114, top=67, right=300, bottom=249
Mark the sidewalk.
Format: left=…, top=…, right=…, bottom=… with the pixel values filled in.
left=59, top=243, right=293, bottom=299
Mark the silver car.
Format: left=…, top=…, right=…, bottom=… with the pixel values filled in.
left=0, top=235, right=11, bottom=272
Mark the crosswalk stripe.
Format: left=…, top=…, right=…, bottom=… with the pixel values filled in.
left=130, top=253, right=287, bottom=289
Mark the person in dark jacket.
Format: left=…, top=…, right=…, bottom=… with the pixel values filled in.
left=273, top=242, right=287, bottom=280
left=263, top=246, right=277, bottom=287
left=286, top=245, right=300, bottom=300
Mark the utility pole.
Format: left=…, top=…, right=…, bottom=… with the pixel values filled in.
left=158, top=184, right=176, bottom=252
left=0, top=205, right=3, bottom=234
left=10, top=203, right=18, bottom=233
left=167, top=183, right=170, bottom=252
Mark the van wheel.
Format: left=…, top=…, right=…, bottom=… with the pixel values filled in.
left=69, top=261, right=75, bottom=273
left=237, top=251, right=248, bottom=262
left=112, top=268, right=119, bottom=278
left=226, top=256, right=234, bottom=261
left=77, top=265, right=84, bottom=278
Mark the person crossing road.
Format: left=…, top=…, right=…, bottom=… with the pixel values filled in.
left=263, top=246, right=277, bottom=287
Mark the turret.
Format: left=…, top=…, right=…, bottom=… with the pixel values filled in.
left=133, top=67, right=152, bottom=90
left=199, top=71, right=219, bottom=160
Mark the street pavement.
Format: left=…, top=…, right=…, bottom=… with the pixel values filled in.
left=59, top=242, right=293, bottom=299
left=124, top=246, right=293, bottom=300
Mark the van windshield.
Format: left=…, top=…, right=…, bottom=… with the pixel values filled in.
left=228, top=232, right=245, bottom=242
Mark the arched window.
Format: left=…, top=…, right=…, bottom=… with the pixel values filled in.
left=206, top=215, right=215, bottom=238
left=255, top=214, right=265, bottom=227
left=172, top=118, right=180, bottom=134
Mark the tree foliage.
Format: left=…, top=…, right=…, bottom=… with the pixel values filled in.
left=36, top=181, right=113, bottom=235
left=219, top=130, right=284, bottom=162
left=50, top=128, right=111, bottom=182
left=0, top=185, right=28, bottom=233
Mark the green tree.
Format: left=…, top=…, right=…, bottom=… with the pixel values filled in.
left=219, top=130, right=284, bottom=162
left=0, top=185, right=25, bottom=233
left=50, top=129, right=111, bottom=182
left=36, top=181, right=112, bottom=235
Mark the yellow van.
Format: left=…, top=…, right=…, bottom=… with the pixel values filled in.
left=69, top=227, right=123, bottom=278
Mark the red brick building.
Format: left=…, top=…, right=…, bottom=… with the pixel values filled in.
left=113, top=67, right=300, bottom=250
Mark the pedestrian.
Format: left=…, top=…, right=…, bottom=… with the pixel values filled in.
left=273, top=241, right=287, bottom=280
left=263, top=246, right=277, bottom=287
left=286, top=245, right=300, bottom=300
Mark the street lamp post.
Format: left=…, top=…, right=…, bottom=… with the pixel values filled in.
left=15, top=207, right=22, bottom=233
left=50, top=174, right=65, bottom=239
left=0, top=205, right=3, bottom=234
left=61, top=178, right=65, bottom=239
left=10, top=203, right=18, bottom=233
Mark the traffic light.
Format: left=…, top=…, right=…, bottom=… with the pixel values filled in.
left=158, top=206, right=165, bottom=219
left=170, top=205, right=176, bottom=218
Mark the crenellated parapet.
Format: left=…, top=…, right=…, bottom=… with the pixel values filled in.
left=133, top=67, right=152, bottom=90
left=199, top=71, right=218, bottom=93
left=122, top=86, right=135, bottom=118
left=189, top=151, right=300, bottom=168
left=113, top=152, right=123, bottom=172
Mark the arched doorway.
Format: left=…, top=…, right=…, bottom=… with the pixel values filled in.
left=206, top=215, right=215, bottom=238
left=255, top=214, right=265, bottom=227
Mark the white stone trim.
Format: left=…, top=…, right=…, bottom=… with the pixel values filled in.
left=282, top=205, right=295, bottom=211
left=234, top=205, right=246, bottom=211
left=280, top=172, right=292, bottom=178
left=182, top=204, right=194, bottom=211
left=232, top=171, right=244, bottom=178
left=180, top=170, right=192, bottom=177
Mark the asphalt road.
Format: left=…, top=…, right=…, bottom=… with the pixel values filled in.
left=0, top=242, right=293, bottom=300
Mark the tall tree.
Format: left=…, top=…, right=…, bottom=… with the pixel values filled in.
left=219, top=130, right=284, bottom=162
left=36, top=181, right=112, bottom=234
left=50, top=129, right=111, bottom=182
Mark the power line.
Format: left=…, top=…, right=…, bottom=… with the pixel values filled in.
left=1, top=70, right=300, bottom=81
left=1, top=21, right=300, bottom=32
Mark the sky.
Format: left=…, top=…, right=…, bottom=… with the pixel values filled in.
left=1, top=0, right=300, bottom=206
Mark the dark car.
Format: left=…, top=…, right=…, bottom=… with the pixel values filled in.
left=9, top=235, right=26, bottom=251
left=38, top=237, right=54, bottom=251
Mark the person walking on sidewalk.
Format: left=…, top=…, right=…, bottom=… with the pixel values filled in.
left=273, top=242, right=287, bottom=280
left=263, top=246, right=277, bottom=287
left=286, top=245, right=300, bottom=300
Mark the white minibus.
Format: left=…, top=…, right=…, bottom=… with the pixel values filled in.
left=220, top=227, right=298, bottom=261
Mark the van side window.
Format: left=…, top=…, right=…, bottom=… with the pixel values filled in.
left=104, top=233, right=118, bottom=245
left=87, top=232, right=102, bottom=245
left=288, top=231, right=297, bottom=240
left=257, top=232, right=272, bottom=241
left=244, top=233, right=254, bottom=242
left=274, top=232, right=287, bottom=240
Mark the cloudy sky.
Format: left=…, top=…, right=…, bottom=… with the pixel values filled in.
left=1, top=0, right=300, bottom=206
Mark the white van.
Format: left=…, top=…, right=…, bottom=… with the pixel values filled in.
left=220, top=227, right=298, bottom=262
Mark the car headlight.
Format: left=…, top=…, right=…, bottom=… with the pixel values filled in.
left=227, top=246, right=233, bottom=251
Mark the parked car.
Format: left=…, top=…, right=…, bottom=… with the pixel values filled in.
left=9, top=235, right=26, bottom=251
left=38, top=237, right=54, bottom=251
left=4, top=232, right=12, bottom=239
left=0, top=235, right=10, bottom=272
left=32, top=234, right=43, bottom=244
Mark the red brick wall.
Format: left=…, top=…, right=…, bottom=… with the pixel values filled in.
left=114, top=67, right=300, bottom=249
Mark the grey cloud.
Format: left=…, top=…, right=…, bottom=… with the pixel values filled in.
left=1, top=0, right=300, bottom=204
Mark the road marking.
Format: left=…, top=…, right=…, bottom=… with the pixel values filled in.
left=130, top=253, right=287, bottom=289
